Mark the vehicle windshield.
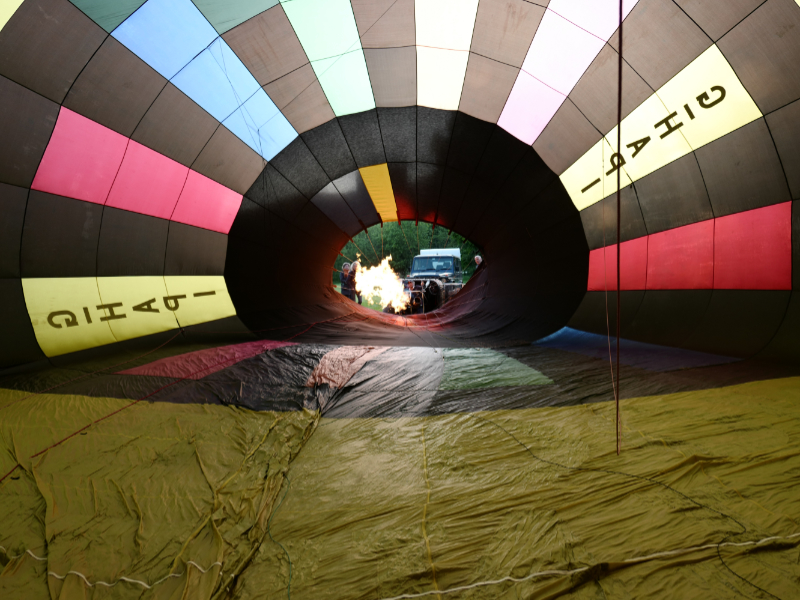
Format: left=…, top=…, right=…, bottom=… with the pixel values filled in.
left=411, top=256, right=454, bottom=273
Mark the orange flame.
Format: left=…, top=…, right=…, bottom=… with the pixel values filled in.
left=353, top=256, right=409, bottom=310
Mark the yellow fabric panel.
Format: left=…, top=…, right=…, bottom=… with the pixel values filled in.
left=163, top=275, right=237, bottom=327
left=96, top=276, right=180, bottom=342
left=359, top=163, right=398, bottom=222
left=22, top=277, right=117, bottom=358
left=22, top=276, right=237, bottom=358
left=561, top=44, right=762, bottom=211
left=0, top=0, right=24, bottom=32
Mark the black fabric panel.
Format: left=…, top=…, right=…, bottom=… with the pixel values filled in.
left=20, top=192, right=102, bottom=278
left=416, top=163, right=444, bottom=223
left=301, top=119, right=358, bottom=181
left=0, top=76, right=59, bottom=188
left=62, top=36, right=165, bottom=137
left=446, top=112, right=495, bottom=175
left=498, top=149, right=557, bottom=217
left=580, top=186, right=649, bottom=250
left=388, top=162, right=416, bottom=221
left=683, top=291, right=791, bottom=357
left=0, top=0, right=106, bottom=103
left=96, top=207, right=168, bottom=276
left=224, top=238, right=275, bottom=315
left=434, top=167, right=470, bottom=230
left=132, top=83, right=219, bottom=168
left=765, top=99, right=800, bottom=200
left=310, top=181, right=361, bottom=237
left=228, top=197, right=267, bottom=246
left=455, top=179, right=492, bottom=240
left=269, top=137, right=330, bottom=200
left=695, top=119, right=790, bottom=217
left=625, top=290, right=713, bottom=347
left=164, top=222, right=227, bottom=276
left=474, top=127, right=528, bottom=189
left=257, top=164, right=308, bottom=222
left=0, top=278, right=46, bottom=369
left=718, top=0, right=800, bottom=114
left=634, top=153, right=714, bottom=234
left=332, top=171, right=381, bottom=228
left=417, top=108, right=455, bottom=166
left=337, top=110, right=386, bottom=167
left=567, top=291, right=646, bottom=339
left=294, top=201, right=346, bottom=249
left=533, top=99, right=602, bottom=176
left=377, top=107, right=416, bottom=163
left=758, top=293, right=800, bottom=363
left=674, top=0, right=763, bottom=42
left=0, top=183, right=28, bottom=278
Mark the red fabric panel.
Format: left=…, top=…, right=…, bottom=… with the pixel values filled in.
left=647, top=220, right=714, bottom=289
left=587, top=237, right=648, bottom=291
left=118, top=340, right=295, bottom=379
left=31, top=107, right=128, bottom=204
left=171, top=170, right=243, bottom=234
left=714, top=202, right=792, bottom=290
left=106, top=140, right=189, bottom=219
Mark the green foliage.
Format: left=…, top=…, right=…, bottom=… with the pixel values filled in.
left=332, top=221, right=481, bottom=284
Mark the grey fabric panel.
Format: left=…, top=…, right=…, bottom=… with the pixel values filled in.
left=458, top=53, right=518, bottom=124
left=634, top=153, right=714, bottom=234
left=417, top=107, right=455, bottom=166
left=533, top=99, right=602, bottom=175
left=333, top=171, right=381, bottom=228
left=132, top=83, right=219, bottom=168
left=695, top=118, right=790, bottom=217
left=301, top=119, right=358, bottom=181
left=96, top=207, right=168, bottom=276
left=62, top=36, right=166, bottom=137
left=377, top=107, right=416, bottom=163
left=262, top=63, right=334, bottom=134
left=470, top=0, right=545, bottom=67
left=765, top=99, right=800, bottom=200
left=20, top=192, right=102, bottom=278
left=0, top=0, right=106, bottom=103
left=718, top=0, right=800, bottom=114
left=0, top=279, right=46, bottom=369
left=0, top=183, right=28, bottom=278
left=0, top=76, right=59, bottom=188
left=608, top=0, right=711, bottom=90
left=352, top=0, right=415, bottom=49
left=569, top=44, right=653, bottom=134
left=625, top=290, right=713, bottom=348
left=364, top=47, right=416, bottom=108
left=164, top=222, right=228, bottom=276
left=192, top=126, right=264, bottom=195
left=674, top=0, right=763, bottom=41
left=683, top=290, right=791, bottom=357
left=269, top=137, right=330, bottom=199
left=579, top=185, right=648, bottom=250
left=222, top=4, right=308, bottom=86
left=337, top=110, right=386, bottom=168
left=310, top=181, right=361, bottom=238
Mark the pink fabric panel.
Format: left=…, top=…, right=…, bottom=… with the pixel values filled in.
left=497, top=71, right=565, bottom=145
left=119, top=340, right=295, bottom=380
left=547, top=0, right=639, bottom=40
left=713, top=202, right=792, bottom=290
left=587, top=236, right=648, bottom=291
left=520, top=10, right=605, bottom=96
left=171, top=170, right=243, bottom=233
left=31, top=108, right=128, bottom=204
left=105, top=140, right=189, bottom=219
left=647, top=220, right=714, bottom=289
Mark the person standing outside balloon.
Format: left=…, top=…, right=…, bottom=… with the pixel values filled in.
left=340, top=263, right=354, bottom=300
left=348, top=261, right=363, bottom=305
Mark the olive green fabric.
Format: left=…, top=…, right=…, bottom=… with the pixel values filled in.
left=244, top=377, right=800, bottom=599
left=0, top=390, right=317, bottom=598
left=439, top=348, right=553, bottom=390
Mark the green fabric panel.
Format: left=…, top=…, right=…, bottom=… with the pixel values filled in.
left=192, top=0, right=279, bottom=34
left=439, top=348, right=553, bottom=389
left=243, top=378, right=800, bottom=599
left=312, top=49, right=376, bottom=116
left=0, top=389, right=317, bottom=597
left=70, top=0, right=146, bottom=33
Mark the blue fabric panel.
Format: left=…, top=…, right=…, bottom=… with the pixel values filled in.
left=112, top=0, right=218, bottom=80
left=223, top=91, right=296, bottom=160
left=535, top=328, right=740, bottom=372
